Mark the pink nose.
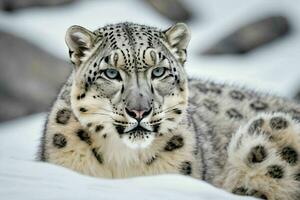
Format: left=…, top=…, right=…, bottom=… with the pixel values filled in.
left=125, top=107, right=152, bottom=120
left=131, top=110, right=146, bottom=119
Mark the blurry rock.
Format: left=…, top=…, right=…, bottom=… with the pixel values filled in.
left=294, top=91, right=300, bottom=102
left=0, top=31, right=72, bottom=122
left=202, top=15, right=291, bottom=55
left=0, top=0, right=75, bottom=12
left=145, top=0, right=193, bottom=22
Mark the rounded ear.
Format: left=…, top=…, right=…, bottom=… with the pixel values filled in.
left=163, top=23, right=191, bottom=65
left=65, top=25, right=96, bottom=66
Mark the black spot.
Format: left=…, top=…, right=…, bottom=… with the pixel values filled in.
left=270, top=116, right=288, bottom=130
left=180, top=161, right=192, bottom=175
left=153, top=124, right=160, bottom=132
left=151, top=85, right=154, bottom=93
left=92, top=148, right=103, bottom=164
left=248, top=145, right=267, bottom=163
left=77, top=129, right=92, bottom=145
left=95, top=125, right=104, bottom=132
left=248, top=118, right=264, bottom=134
left=55, top=109, right=71, bottom=125
left=226, top=108, right=243, bottom=120
left=146, top=155, right=157, bottom=165
left=164, top=135, right=184, bottom=151
left=121, top=85, right=124, bottom=94
left=280, top=146, right=298, bottom=165
left=87, top=77, right=92, bottom=83
left=232, top=187, right=248, bottom=196
left=229, top=90, right=245, bottom=101
left=203, top=99, right=219, bottom=113
left=104, top=56, right=109, bottom=63
left=209, top=85, right=222, bottom=94
left=289, top=109, right=300, bottom=121
left=53, top=133, right=67, bottom=148
left=60, top=90, right=70, bottom=104
left=196, top=83, right=208, bottom=93
left=79, top=93, right=86, bottom=99
left=249, top=190, right=268, bottom=199
left=250, top=100, right=268, bottom=111
left=79, top=107, right=88, bottom=112
left=115, top=125, right=125, bottom=135
left=167, top=118, right=175, bottom=121
left=293, top=172, right=300, bottom=181
left=87, top=123, right=92, bottom=127
left=173, top=109, right=182, bottom=115
left=68, top=50, right=74, bottom=57
left=266, top=165, right=284, bottom=179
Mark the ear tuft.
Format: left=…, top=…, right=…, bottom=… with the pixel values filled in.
left=65, top=25, right=95, bottom=66
left=163, top=23, right=191, bottom=64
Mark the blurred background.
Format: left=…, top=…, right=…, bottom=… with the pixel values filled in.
left=0, top=0, right=300, bottom=122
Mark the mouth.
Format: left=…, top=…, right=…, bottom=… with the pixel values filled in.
left=125, top=125, right=151, bottom=134
left=125, top=125, right=153, bottom=142
left=121, top=126, right=155, bottom=149
left=114, top=122, right=160, bottom=136
left=114, top=124, right=157, bottom=149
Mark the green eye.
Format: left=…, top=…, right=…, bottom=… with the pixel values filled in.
left=104, top=68, right=121, bottom=80
left=152, top=67, right=166, bottom=78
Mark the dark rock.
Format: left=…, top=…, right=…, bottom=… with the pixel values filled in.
left=294, top=91, right=300, bottom=102
left=144, top=0, right=193, bottom=22
left=0, top=31, right=72, bottom=122
left=202, top=15, right=291, bottom=55
left=0, top=0, right=76, bottom=12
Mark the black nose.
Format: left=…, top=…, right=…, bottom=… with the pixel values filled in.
left=125, top=107, right=152, bottom=121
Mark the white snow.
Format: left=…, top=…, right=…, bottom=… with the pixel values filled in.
left=0, top=0, right=300, bottom=199
left=0, top=158, right=254, bottom=200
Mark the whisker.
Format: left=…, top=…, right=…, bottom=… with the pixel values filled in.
left=157, top=103, right=182, bottom=113
left=113, top=123, right=129, bottom=128
left=88, top=112, right=113, bottom=118
left=88, top=107, right=112, bottom=113
left=164, top=109, right=181, bottom=114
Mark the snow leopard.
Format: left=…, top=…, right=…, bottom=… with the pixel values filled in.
left=38, top=22, right=300, bottom=200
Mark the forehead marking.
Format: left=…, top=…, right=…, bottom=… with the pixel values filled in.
left=113, top=52, right=118, bottom=67
left=150, top=50, right=156, bottom=63
left=95, top=23, right=166, bottom=72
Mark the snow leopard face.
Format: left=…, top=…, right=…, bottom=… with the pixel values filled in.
left=66, top=22, right=190, bottom=149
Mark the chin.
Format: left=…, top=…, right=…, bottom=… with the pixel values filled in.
left=121, top=132, right=155, bottom=149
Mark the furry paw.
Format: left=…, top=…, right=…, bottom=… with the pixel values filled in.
left=220, top=113, right=300, bottom=200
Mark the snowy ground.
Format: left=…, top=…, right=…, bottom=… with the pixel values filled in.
left=0, top=0, right=300, bottom=199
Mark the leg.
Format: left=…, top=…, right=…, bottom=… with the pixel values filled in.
left=218, top=113, right=300, bottom=200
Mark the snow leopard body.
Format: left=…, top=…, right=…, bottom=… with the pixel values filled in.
left=39, top=22, right=300, bottom=200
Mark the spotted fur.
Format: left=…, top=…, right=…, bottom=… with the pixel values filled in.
left=39, top=22, right=300, bottom=200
